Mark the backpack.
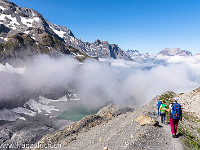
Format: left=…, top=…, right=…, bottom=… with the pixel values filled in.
left=171, top=103, right=181, bottom=119
left=158, top=101, right=162, bottom=108
left=160, top=104, right=167, bottom=113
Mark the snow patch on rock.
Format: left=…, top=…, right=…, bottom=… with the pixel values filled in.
left=24, top=99, right=59, bottom=114
left=11, top=107, right=36, bottom=117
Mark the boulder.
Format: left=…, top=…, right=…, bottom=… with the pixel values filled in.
left=135, top=115, right=159, bottom=126
left=103, top=147, right=108, bottom=150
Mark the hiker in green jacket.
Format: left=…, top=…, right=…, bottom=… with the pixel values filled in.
left=159, top=100, right=167, bottom=124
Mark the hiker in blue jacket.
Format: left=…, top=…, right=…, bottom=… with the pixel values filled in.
left=157, top=100, right=162, bottom=117
left=164, top=98, right=182, bottom=138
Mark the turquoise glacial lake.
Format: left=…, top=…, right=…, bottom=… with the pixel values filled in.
left=57, top=105, right=99, bottom=121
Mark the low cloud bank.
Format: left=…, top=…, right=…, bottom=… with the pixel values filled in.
left=1, top=55, right=200, bottom=107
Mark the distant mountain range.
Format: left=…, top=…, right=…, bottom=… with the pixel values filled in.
left=126, top=48, right=195, bottom=63
left=158, top=48, right=192, bottom=56
left=0, top=0, right=132, bottom=64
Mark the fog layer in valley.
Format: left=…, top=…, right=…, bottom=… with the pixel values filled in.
left=1, top=55, right=200, bottom=107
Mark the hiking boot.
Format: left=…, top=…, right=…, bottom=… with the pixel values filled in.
left=172, top=134, right=176, bottom=138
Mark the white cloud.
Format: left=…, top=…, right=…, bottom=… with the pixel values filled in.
left=1, top=55, right=200, bottom=107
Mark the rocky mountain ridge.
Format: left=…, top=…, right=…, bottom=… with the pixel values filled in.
left=0, top=0, right=132, bottom=63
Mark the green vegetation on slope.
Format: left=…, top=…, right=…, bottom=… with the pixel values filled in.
left=178, top=114, right=200, bottom=150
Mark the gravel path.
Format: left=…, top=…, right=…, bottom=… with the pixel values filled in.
left=163, top=122, right=185, bottom=150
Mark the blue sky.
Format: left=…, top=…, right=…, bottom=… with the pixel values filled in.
left=10, top=0, right=200, bottom=54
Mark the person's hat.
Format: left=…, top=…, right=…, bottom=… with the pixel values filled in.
left=173, top=97, right=178, bottom=101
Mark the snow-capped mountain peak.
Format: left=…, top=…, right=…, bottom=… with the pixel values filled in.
left=158, top=48, right=192, bottom=56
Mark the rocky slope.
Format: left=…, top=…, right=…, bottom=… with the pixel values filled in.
left=177, top=87, right=200, bottom=118
left=33, top=92, right=188, bottom=150
left=0, top=0, right=132, bottom=62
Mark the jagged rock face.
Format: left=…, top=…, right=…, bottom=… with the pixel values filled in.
left=83, top=40, right=132, bottom=60
left=49, top=23, right=132, bottom=60
left=158, top=48, right=193, bottom=56
left=0, top=0, right=132, bottom=61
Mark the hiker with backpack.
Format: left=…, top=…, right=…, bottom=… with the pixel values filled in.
left=157, top=100, right=162, bottom=117
left=164, top=98, right=182, bottom=138
left=159, top=100, right=167, bottom=124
